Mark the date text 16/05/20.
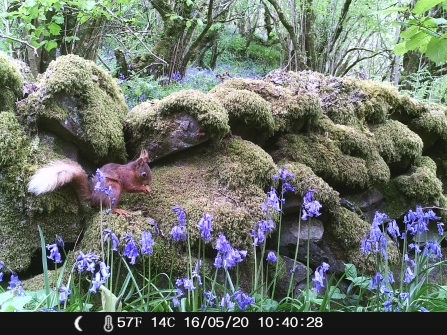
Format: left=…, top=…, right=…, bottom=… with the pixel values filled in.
left=150, top=316, right=323, bottom=328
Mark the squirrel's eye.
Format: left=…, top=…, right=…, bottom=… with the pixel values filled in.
left=141, top=172, right=147, bottom=178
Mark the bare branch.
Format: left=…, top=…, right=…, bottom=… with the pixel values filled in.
left=0, top=34, right=39, bottom=56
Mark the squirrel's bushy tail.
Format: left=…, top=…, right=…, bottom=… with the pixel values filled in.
left=28, top=160, right=91, bottom=200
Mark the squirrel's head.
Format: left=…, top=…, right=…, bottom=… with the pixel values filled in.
left=136, top=148, right=152, bottom=185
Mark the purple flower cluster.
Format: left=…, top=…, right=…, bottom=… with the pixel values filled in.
left=171, top=206, right=187, bottom=241
left=313, top=262, right=330, bottom=293
left=301, top=190, right=322, bottom=220
left=252, top=168, right=295, bottom=247
left=214, top=233, right=247, bottom=269
left=74, top=251, right=110, bottom=293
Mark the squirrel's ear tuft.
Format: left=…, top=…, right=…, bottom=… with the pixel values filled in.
left=140, top=148, right=149, bottom=162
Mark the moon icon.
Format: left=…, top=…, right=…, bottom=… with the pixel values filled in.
left=74, top=316, right=83, bottom=332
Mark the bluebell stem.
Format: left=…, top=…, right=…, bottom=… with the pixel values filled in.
left=197, top=212, right=213, bottom=242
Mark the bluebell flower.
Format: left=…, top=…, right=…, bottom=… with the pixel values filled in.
left=7, top=274, right=21, bottom=290
left=232, top=290, right=254, bottom=311
left=75, top=251, right=100, bottom=273
left=99, top=261, right=110, bottom=281
left=404, top=253, right=416, bottom=267
left=437, top=222, right=444, bottom=235
left=140, top=230, right=154, bottom=255
left=361, top=211, right=388, bottom=259
left=369, top=272, right=383, bottom=289
left=214, top=254, right=223, bottom=268
left=266, top=251, right=277, bottom=262
left=197, top=212, right=213, bottom=242
left=183, top=278, right=195, bottom=291
left=424, top=240, right=442, bottom=258
left=420, top=306, right=430, bottom=312
left=215, top=233, right=232, bottom=253
left=56, top=235, right=65, bottom=248
left=46, top=243, right=62, bottom=263
left=400, top=292, right=409, bottom=300
left=171, top=225, right=186, bottom=241
left=404, top=206, right=439, bottom=236
left=192, top=260, right=202, bottom=286
left=251, top=219, right=275, bottom=246
left=172, top=206, right=186, bottom=226
left=172, top=297, right=180, bottom=308
left=89, top=272, right=104, bottom=293
left=272, top=167, right=294, bottom=181
left=388, top=271, right=395, bottom=284
left=404, top=266, right=415, bottom=284
left=203, top=291, right=216, bottom=307
left=281, top=182, right=295, bottom=195
left=383, top=300, right=392, bottom=312
left=301, top=190, right=322, bottom=220
left=409, top=243, right=421, bottom=254
left=386, top=219, right=400, bottom=238
left=103, top=229, right=120, bottom=251
left=0, top=272, right=3, bottom=282
left=59, top=285, right=71, bottom=303
left=220, top=293, right=235, bottom=309
left=123, top=236, right=139, bottom=265
left=313, top=262, right=330, bottom=293
left=265, top=187, right=282, bottom=212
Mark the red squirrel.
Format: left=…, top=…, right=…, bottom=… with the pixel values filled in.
left=27, top=149, right=152, bottom=217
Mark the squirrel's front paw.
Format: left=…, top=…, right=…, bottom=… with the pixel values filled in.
left=144, top=185, right=152, bottom=194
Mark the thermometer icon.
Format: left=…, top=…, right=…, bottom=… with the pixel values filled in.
left=104, top=315, right=114, bottom=332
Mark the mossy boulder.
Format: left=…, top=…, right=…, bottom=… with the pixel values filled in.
left=371, top=120, right=423, bottom=172
left=210, top=77, right=322, bottom=133
left=0, top=113, right=85, bottom=272
left=0, top=52, right=24, bottom=113
left=16, top=54, right=128, bottom=164
left=78, top=137, right=277, bottom=277
left=124, top=91, right=230, bottom=161
left=210, top=88, right=274, bottom=145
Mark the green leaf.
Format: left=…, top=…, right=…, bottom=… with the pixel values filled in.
left=344, top=263, right=357, bottom=280
left=196, top=18, right=203, bottom=26
left=433, top=17, right=447, bottom=25
left=413, top=0, right=446, bottom=14
left=44, top=40, right=58, bottom=51
left=405, top=31, right=431, bottom=50
left=400, top=25, right=420, bottom=39
left=48, top=22, right=62, bottom=35
left=52, top=14, right=65, bottom=24
left=425, top=36, right=447, bottom=64
left=186, top=20, right=191, bottom=27
left=394, top=42, right=408, bottom=55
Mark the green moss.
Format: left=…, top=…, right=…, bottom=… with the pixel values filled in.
left=275, top=133, right=371, bottom=189
left=414, top=155, right=437, bottom=173
left=371, top=120, right=423, bottom=166
left=0, top=52, right=23, bottom=112
left=0, top=112, right=29, bottom=169
left=210, top=77, right=322, bottom=133
left=210, top=88, right=275, bottom=139
left=317, top=115, right=372, bottom=157
left=17, top=54, right=128, bottom=162
left=408, top=104, right=447, bottom=148
left=395, top=166, right=443, bottom=203
left=157, top=89, right=230, bottom=140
